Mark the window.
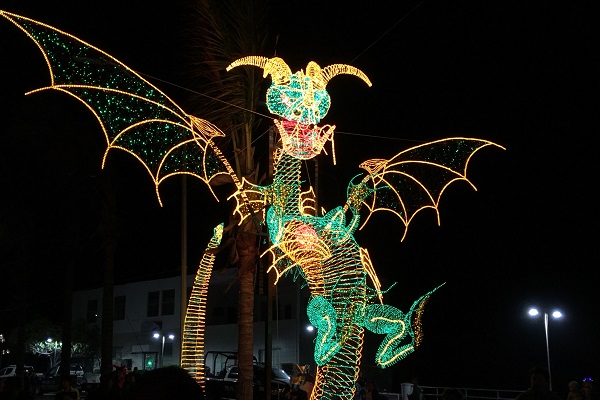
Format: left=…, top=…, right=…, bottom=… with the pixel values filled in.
left=227, top=306, right=237, bottom=324
left=147, top=291, right=160, bottom=317
left=147, top=290, right=175, bottom=317
left=258, top=348, right=281, bottom=366
left=86, top=299, right=98, bottom=323
left=112, top=346, right=124, bottom=359
left=213, top=306, right=224, bottom=317
left=114, top=296, right=126, bottom=321
left=161, top=289, right=175, bottom=316
left=163, top=342, right=174, bottom=357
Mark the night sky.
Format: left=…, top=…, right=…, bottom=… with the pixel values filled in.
left=0, top=0, right=597, bottom=394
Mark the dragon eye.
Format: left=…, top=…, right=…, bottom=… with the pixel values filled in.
left=293, top=109, right=301, bottom=116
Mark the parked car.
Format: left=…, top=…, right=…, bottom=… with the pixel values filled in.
left=206, top=363, right=290, bottom=400
left=36, top=363, right=85, bottom=394
left=0, top=365, right=36, bottom=378
left=82, top=367, right=101, bottom=393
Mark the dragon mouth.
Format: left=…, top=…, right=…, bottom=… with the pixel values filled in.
left=275, top=120, right=335, bottom=160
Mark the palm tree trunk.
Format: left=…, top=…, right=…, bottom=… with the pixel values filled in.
left=98, top=172, right=120, bottom=376
left=101, top=244, right=115, bottom=376
left=236, top=220, right=258, bottom=400
left=60, top=256, right=74, bottom=382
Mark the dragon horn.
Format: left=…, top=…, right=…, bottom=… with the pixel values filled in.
left=320, top=64, right=372, bottom=89
left=226, top=56, right=292, bottom=85
left=306, top=61, right=326, bottom=91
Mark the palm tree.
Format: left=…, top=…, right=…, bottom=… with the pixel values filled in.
left=184, top=2, right=271, bottom=400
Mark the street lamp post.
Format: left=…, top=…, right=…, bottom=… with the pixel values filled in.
left=153, top=333, right=175, bottom=368
left=528, top=308, right=563, bottom=391
left=46, top=338, right=57, bottom=368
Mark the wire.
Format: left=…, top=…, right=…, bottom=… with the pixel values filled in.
left=250, top=128, right=271, bottom=147
left=303, top=159, right=313, bottom=188
left=350, top=0, right=428, bottom=64
left=136, top=71, right=276, bottom=122
left=134, top=1, right=428, bottom=133
left=137, top=70, right=427, bottom=146
left=336, top=130, right=426, bottom=143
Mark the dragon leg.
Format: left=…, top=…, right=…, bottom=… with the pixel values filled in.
left=361, top=303, right=415, bottom=368
left=180, top=223, right=224, bottom=388
left=307, top=295, right=342, bottom=365
left=361, top=285, right=442, bottom=368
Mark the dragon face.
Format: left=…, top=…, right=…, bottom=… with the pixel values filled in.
left=226, top=56, right=371, bottom=160
left=266, top=71, right=333, bottom=160
left=266, top=73, right=332, bottom=126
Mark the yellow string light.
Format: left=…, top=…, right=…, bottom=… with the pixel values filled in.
left=181, top=224, right=223, bottom=389
left=0, top=11, right=504, bottom=398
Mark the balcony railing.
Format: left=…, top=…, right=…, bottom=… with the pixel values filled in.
left=381, top=385, right=524, bottom=400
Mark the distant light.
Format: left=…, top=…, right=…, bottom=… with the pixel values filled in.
left=551, top=311, right=563, bottom=319
left=46, top=338, right=53, bottom=343
left=528, top=308, right=539, bottom=316
left=153, top=333, right=160, bottom=339
left=306, top=325, right=314, bottom=332
left=168, top=334, right=175, bottom=340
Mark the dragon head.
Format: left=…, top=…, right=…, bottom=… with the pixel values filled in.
left=227, top=56, right=371, bottom=159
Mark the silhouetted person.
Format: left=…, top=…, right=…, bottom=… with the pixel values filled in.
left=0, top=378, right=10, bottom=400
left=568, top=381, right=583, bottom=400
left=582, top=378, right=599, bottom=400
left=133, top=366, right=204, bottom=400
left=0, top=376, right=35, bottom=400
left=515, top=367, right=561, bottom=400
left=408, top=377, right=423, bottom=400
left=108, top=367, right=133, bottom=400
left=55, top=376, right=80, bottom=400
left=355, top=373, right=366, bottom=400
left=366, top=381, right=380, bottom=400
left=86, top=373, right=114, bottom=400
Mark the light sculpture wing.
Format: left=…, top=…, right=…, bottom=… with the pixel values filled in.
left=0, top=10, right=243, bottom=205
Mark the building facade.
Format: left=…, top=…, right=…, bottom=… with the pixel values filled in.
left=72, top=268, right=315, bottom=372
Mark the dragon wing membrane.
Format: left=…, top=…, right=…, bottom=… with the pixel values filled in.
left=358, top=137, right=504, bottom=239
left=0, top=10, right=234, bottom=203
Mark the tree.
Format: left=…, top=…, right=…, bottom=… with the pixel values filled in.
left=13, top=317, right=99, bottom=370
left=185, top=2, right=270, bottom=400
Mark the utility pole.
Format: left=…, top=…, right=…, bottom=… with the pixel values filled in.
left=181, top=176, right=188, bottom=341
left=265, top=126, right=275, bottom=400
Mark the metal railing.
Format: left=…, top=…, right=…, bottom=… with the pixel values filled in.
left=381, top=385, right=524, bottom=400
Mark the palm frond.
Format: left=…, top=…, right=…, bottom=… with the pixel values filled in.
left=184, top=0, right=271, bottom=176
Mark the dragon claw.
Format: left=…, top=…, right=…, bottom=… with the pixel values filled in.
left=307, top=296, right=342, bottom=365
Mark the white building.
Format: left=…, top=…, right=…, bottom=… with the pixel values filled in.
left=72, top=267, right=315, bottom=372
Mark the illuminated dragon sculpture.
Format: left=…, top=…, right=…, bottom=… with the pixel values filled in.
left=0, top=11, right=503, bottom=400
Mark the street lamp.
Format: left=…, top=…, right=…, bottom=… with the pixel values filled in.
left=528, top=307, right=563, bottom=390
left=153, top=332, right=175, bottom=368
left=46, top=338, right=58, bottom=368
